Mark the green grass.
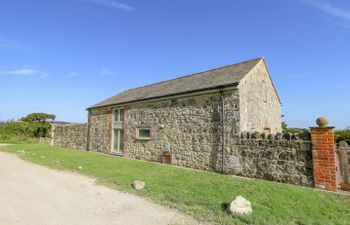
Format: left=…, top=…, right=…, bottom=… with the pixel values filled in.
left=1, top=144, right=349, bottom=225
left=0, top=136, right=39, bottom=144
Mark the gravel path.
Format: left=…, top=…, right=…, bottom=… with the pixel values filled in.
left=0, top=151, right=201, bottom=225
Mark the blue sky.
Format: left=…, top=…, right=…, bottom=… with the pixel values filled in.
left=0, top=0, right=349, bottom=129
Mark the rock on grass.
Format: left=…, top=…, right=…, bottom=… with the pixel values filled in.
left=229, top=196, right=252, bottom=217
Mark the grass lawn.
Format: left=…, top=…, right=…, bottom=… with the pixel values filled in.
left=1, top=144, right=349, bottom=225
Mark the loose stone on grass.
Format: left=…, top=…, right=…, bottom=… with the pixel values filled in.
left=133, top=180, right=145, bottom=190
left=228, top=196, right=252, bottom=217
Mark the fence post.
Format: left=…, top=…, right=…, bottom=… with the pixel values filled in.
left=50, top=123, right=56, bottom=146
left=310, top=118, right=337, bottom=191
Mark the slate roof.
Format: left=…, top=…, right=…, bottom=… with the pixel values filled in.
left=88, top=57, right=263, bottom=109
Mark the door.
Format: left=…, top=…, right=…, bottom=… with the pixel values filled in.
left=113, top=129, right=124, bottom=153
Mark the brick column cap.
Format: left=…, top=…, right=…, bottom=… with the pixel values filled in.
left=310, top=126, right=335, bottom=130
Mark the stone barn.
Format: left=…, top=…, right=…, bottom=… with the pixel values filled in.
left=87, top=57, right=282, bottom=169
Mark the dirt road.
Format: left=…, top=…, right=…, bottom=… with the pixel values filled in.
left=0, top=151, right=201, bottom=225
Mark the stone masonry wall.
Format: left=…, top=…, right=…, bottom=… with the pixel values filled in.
left=232, top=132, right=313, bottom=186
left=238, top=60, right=282, bottom=134
left=52, top=123, right=87, bottom=150
left=125, top=90, right=241, bottom=171
left=124, top=90, right=312, bottom=187
left=88, top=107, right=112, bottom=153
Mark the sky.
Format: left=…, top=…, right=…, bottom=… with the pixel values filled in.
left=0, top=0, right=349, bottom=129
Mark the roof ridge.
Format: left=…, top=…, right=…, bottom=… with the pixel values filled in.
left=124, top=57, right=263, bottom=93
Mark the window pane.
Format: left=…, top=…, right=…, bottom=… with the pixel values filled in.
left=114, top=110, right=119, bottom=122
left=119, top=109, right=124, bottom=122
left=119, top=129, right=124, bottom=150
left=139, top=129, right=150, bottom=138
left=113, top=129, right=119, bottom=150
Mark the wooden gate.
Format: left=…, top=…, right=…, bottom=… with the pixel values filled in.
left=337, top=141, right=350, bottom=190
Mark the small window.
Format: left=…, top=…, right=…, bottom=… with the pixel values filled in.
left=137, top=128, right=151, bottom=139
left=119, top=109, right=124, bottom=122
left=114, top=110, right=119, bottom=122
left=114, top=108, right=124, bottom=122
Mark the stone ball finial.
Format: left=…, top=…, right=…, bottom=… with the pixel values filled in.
left=316, top=117, right=328, bottom=127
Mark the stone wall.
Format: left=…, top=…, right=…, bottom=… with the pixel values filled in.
left=52, top=123, right=87, bottom=150
left=231, top=132, right=313, bottom=186
left=88, top=107, right=112, bottom=153
left=238, top=60, right=282, bottom=134
left=337, top=141, right=350, bottom=189
left=125, top=88, right=313, bottom=187
left=125, top=89, right=241, bottom=171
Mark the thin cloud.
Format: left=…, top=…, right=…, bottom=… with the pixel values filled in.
left=66, top=71, right=79, bottom=78
left=323, top=16, right=350, bottom=29
left=301, top=0, right=350, bottom=21
left=98, top=67, right=116, bottom=76
left=0, top=68, right=48, bottom=78
left=82, top=0, right=134, bottom=11
left=0, top=36, right=26, bottom=51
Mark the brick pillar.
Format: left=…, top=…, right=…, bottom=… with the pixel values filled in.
left=310, top=127, right=337, bottom=191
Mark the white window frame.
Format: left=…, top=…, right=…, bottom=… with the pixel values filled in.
left=136, top=128, right=151, bottom=140
left=113, top=108, right=124, bottom=122
left=112, top=107, right=124, bottom=152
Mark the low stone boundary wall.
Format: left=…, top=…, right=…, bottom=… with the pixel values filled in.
left=337, top=141, right=350, bottom=190
left=229, top=132, right=313, bottom=187
left=51, top=123, right=87, bottom=150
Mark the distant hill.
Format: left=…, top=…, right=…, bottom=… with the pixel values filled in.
left=0, top=122, right=6, bottom=127
left=51, top=121, right=74, bottom=125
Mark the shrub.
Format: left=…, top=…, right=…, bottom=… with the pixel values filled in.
left=283, top=127, right=308, bottom=134
left=335, top=129, right=350, bottom=144
left=0, top=112, right=55, bottom=142
left=0, top=117, right=53, bottom=143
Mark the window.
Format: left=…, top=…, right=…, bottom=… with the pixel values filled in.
left=114, top=108, right=124, bottom=122
left=137, top=128, right=151, bottom=139
left=113, top=107, right=124, bottom=152
left=113, top=129, right=124, bottom=151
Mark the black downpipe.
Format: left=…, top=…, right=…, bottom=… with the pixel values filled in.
left=220, top=88, right=225, bottom=174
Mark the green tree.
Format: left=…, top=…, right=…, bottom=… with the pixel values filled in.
left=21, top=113, right=56, bottom=123
left=0, top=113, right=56, bottom=141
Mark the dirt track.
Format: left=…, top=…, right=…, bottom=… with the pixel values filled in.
left=0, top=151, right=201, bottom=225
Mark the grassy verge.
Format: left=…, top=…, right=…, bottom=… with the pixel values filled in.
left=0, top=137, right=39, bottom=144
left=1, top=144, right=349, bottom=225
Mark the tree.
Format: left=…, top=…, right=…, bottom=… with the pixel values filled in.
left=282, top=122, right=288, bottom=131
left=21, top=113, right=56, bottom=123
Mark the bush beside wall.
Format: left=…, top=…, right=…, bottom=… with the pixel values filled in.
left=335, top=130, right=350, bottom=144
left=0, top=121, right=51, bottom=142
